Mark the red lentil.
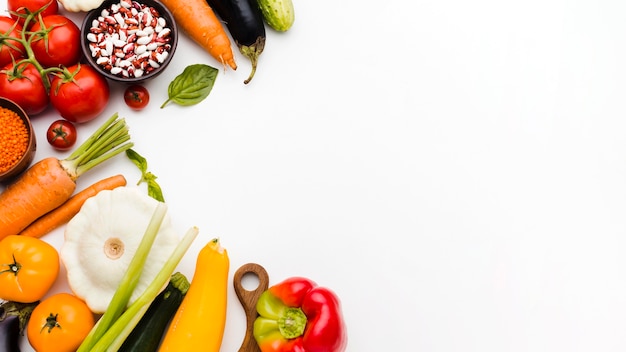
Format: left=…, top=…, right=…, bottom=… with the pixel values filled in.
left=0, top=107, right=29, bottom=173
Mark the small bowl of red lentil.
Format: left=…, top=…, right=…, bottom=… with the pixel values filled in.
left=81, top=0, right=178, bottom=84
left=0, top=98, right=36, bottom=183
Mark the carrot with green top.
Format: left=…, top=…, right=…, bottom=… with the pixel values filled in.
left=0, top=113, right=132, bottom=241
left=19, top=174, right=127, bottom=238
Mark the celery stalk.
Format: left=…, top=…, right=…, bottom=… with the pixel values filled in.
left=90, top=226, right=199, bottom=352
left=77, top=202, right=169, bottom=352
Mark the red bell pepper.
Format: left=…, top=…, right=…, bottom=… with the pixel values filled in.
left=253, top=277, right=347, bottom=352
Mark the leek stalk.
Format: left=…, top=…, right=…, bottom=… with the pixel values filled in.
left=77, top=202, right=168, bottom=352
left=91, top=226, right=199, bottom=352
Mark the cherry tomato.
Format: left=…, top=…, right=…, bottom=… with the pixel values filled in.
left=0, top=235, right=60, bottom=303
left=49, top=64, right=110, bottom=123
left=46, top=119, right=77, bottom=150
left=27, top=293, right=95, bottom=352
left=8, top=0, right=58, bottom=27
left=0, top=61, right=49, bottom=115
left=124, top=84, right=150, bottom=110
left=30, top=14, right=81, bottom=68
left=0, top=17, right=25, bottom=67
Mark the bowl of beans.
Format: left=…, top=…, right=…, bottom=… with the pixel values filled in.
left=81, top=0, right=178, bottom=83
left=0, top=98, right=36, bottom=183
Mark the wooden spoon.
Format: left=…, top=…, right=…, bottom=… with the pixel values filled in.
left=233, top=263, right=270, bottom=352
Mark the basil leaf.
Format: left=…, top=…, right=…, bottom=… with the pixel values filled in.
left=145, top=172, right=165, bottom=202
left=161, top=64, right=218, bottom=108
left=125, top=149, right=147, bottom=174
left=125, top=149, right=165, bottom=202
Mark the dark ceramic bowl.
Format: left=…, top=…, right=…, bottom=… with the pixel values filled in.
left=81, top=0, right=178, bottom=84
left=0, top=98, right=36, bottom=183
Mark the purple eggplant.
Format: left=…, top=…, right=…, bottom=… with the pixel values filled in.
left=0, top=301, right=39, bottom=352
left=205, top=0, right=266, bottom=84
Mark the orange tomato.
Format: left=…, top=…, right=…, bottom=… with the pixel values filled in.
left=0, top=235, right=60, bottom=303
left=27, top=293, right=96, bottom=352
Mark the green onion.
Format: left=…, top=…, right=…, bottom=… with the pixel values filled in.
left=77, top=202, right=168, bottom=352
left=60, top=112, right=134, bottom=179
left=90, top=226, right=199, bottom=352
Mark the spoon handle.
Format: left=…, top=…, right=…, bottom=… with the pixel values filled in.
left=233, top=263, right=270, bottom=352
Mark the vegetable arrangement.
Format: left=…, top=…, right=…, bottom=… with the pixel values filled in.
left=0, top=0, right=351, bottom=351
left=0, top=6, right=111, bottom=120
left=0, top=113, right=132, bottom=240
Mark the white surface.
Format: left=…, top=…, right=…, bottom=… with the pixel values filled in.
left=3, top=0, right=626, bottom=351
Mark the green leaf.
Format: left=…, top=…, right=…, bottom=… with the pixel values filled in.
left=146, top=172, right=165, bottom=203
left=125, top=149, right=165, bottom=202
left=125, top=149, right=147, bottom=174
left=161, top=64, right=218, bottom=108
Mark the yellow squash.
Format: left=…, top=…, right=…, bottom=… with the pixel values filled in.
left=158, top=238, right=230, bottom=352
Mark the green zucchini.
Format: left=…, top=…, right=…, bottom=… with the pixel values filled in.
left=118, top=272, right=190, bottom=352
left=256, top=0, right=295, bottom=32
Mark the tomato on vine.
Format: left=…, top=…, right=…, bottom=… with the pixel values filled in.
left=46, top=119, right=77, bottom=150
left=0, top=61, right=49, bottom=115
left=49, top=64, right=110, bottom=123
left=7, top=0, right=58, bottom=27
left=124, top=85, right=150, bottom=110
left=0, top=17, right=25, bottom=67
left=29, top=14, right=81, bottom=68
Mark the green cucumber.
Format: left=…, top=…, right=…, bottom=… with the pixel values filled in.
left=118, top=272, right=190, bottom=352
left=256, top=0, right=295, bottom=32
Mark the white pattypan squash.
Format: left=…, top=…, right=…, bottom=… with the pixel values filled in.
left=61, top=186, right=179, bottom=313
left=58, top=0, right=105, bottom=12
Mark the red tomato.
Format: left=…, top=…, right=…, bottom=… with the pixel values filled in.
left=49, top=64, right=109, bottom=123
left=29, top=14, right=81, bottom=68
left=0, top=61, right=49, bottom=115
left=124, top=84, right=150, bottom=110
left=0, top=17, right=25, bottom=67
left=46, top=119, right=77, bottom=150
left=8, top=0, right=58, bottom=27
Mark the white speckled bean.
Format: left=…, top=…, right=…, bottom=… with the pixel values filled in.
left=88, top=0, right=173, bottom=78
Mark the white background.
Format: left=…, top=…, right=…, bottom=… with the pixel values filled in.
left=3, top=0, right=626, bottom=351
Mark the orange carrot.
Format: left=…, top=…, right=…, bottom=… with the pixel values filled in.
left=160, top=0, right=237, bottom=70
left=0, top=157, right=76, bottom=239
left=19, top=174, right=127, bottom=238
left=0, top=113, right=132, bottom=241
